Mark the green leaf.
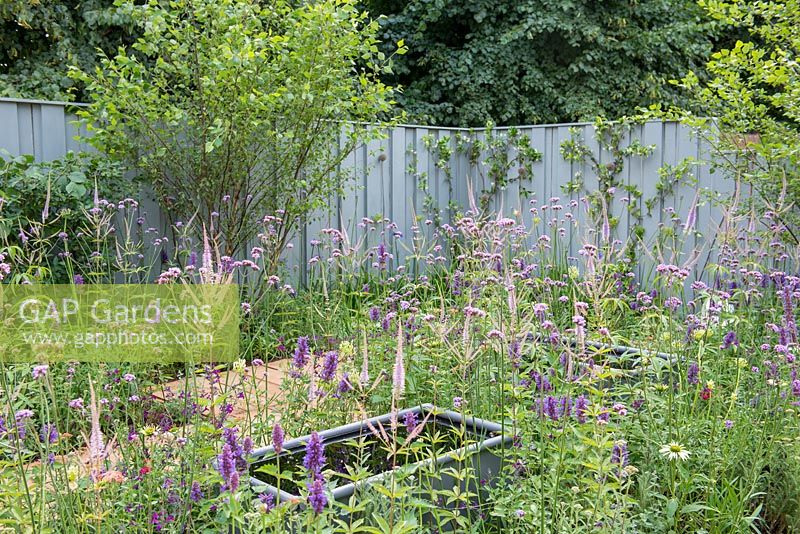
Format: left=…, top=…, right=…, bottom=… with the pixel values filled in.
left=666, top=498, right=679, bottom=521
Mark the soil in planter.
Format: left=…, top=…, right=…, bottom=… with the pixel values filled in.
left=250, top=417, right=499, bottom=494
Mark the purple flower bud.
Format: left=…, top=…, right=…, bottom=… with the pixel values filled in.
left=271, top=424, right=285, bottom=454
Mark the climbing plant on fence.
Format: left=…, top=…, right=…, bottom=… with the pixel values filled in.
left=417, top=123, right=543, bottom=225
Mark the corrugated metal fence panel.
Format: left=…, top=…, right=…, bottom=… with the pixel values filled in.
left=0, top=98, right=729, bottom=286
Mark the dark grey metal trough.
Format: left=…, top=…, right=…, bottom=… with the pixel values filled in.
left=248, top=404, right=512, bottom=509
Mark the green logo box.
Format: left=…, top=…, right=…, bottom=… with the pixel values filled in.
left=0, top=284, right=240, bottom=363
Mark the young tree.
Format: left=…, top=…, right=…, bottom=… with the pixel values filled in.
left=673, top=0, right=800, bottom=241
left=73, top=0, right=404, bottom=269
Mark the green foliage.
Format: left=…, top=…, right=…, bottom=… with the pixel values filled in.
left=0, top=1, right=137, bottom=101
left=0, top=150, right=131, bottom=281
left=365, top=0, right=719, bottom=126
left=418, top=122, right=542, bottom=223
left=72, top=0, right=404, bottom=267
left=559, top=117, right=656, bottom=260
left=665, top=0, right=800, bottom=240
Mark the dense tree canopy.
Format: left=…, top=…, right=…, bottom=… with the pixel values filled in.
left=0, top=0, right=136, bottom=101
left=366, top=0, right=721, bottom=126
left=1, top=0, right=727, bottom=126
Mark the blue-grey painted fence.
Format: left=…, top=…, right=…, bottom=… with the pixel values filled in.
left=0, top=97, right=729, bottom=285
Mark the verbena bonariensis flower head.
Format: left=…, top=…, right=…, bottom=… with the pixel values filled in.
left=32, top=365, right=48, bottom=380
left=303, top=431, right=325, bottom=478
left=271, top=423, right=285, bottom=454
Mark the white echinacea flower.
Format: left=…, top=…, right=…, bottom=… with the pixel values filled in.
left=660, top=442, right=691, bottom=461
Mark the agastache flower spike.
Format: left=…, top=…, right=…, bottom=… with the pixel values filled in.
left=687, top=362, right=699, bottom=385
left=403, top=411, right=419, bottom=434
left=307, top=477, right=328, bottom=514
left=292, top=336, right=310, bottom=369
left=217, top=443, right=237, bottom=491
left=271, top=423, right=285, bottom=454
left=320, top=351, right=338, bottom=381
left=611, top=440, right=629, bottom=467
left=303, top=432, right=325, bottom=478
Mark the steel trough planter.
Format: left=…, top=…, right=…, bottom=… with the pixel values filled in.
left=248, top=404, right=512, bottom=518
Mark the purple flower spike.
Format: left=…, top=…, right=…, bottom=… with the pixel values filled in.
left=403, top=411, right=419, bottom=434
left=292, top=336, right=310, bottom=369
left=722, top=330, right=739, bottom=349
left=574, top=395, right=589, bottom=424
left=307, top=477, right=327, bottom=514
left=39, top=423, right=58, bottom=444
left=611, top=440, right=629, bottom=466
left=259, top=492, right=275, bottom=512
left=368, top=306, right=381, bottom=322
left=271, top=424, right=285, bottom=454
left=190, top=481, right=204, bottom=502
left=687, top=362, right=699, bottom=385
left=303, top=432, right=325, bottom=477
left=320, top=351, right=338, bottom=381
left=217, top=443, right=237, bottom=491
